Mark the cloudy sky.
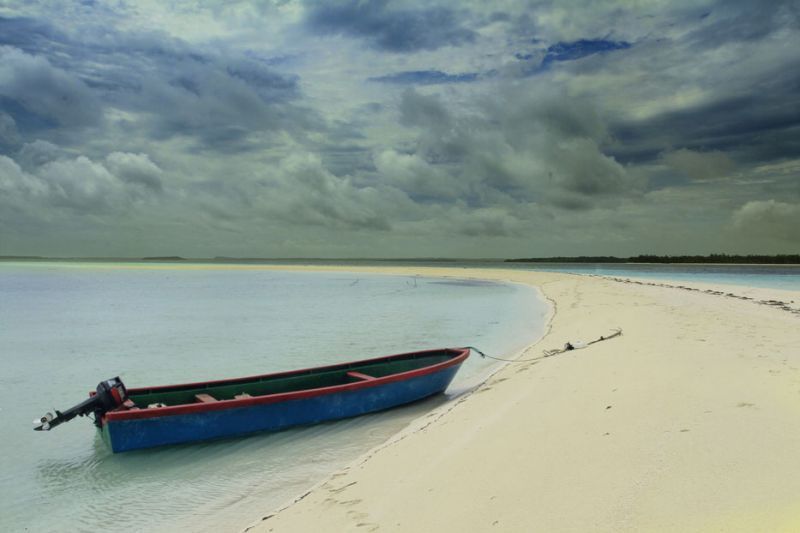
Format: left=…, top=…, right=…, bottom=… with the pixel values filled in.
left=0, top=1, right=798, bottom=258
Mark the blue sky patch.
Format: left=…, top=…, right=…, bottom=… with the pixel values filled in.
left=543, top=39, right=631, bottom=65
left=369, top=70, right=479, bottom=85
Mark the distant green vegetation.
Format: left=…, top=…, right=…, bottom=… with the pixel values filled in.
left=505, top=256, right=627, bottom=263
left=506, top=254, right=800, bottom=264
left=629, top=254, right=800, bottom=264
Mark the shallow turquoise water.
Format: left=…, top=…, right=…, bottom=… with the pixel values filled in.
left=0, top=263, right=548, bottom=532
left=501, top=263, right=800, bottom=291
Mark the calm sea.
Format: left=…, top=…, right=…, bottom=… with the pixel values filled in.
left=0, top=262, right=548, bottom=533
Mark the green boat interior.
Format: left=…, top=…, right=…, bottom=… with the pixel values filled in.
left=127, top=352, right=453, bottom=408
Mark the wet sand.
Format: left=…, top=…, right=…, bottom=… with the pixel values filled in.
left=242, top=267, right=800, bottom=532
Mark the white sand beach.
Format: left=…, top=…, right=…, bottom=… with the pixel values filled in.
left=242, top=267, right=800, bottom=532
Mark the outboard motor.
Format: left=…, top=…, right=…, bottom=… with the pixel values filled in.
left=33, top=377, right=128, bottom=431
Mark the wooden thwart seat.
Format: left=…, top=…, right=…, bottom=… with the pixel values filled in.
left=346, top=371, right=376, bottom=381
left=194, top=393, right=218, bottom=403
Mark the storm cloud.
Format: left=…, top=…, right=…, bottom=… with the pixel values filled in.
left=304, top=0, right=476, bottom=52
left=0, top=46, right=100, bottom=132
left=391, top=88, right=641, bottom=209
left=0, top=0, right=798, bottom=257
left=733, top=200, right=800, bottom=243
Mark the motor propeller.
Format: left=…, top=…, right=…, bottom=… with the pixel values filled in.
left=34, top=411, right=55, bottom=431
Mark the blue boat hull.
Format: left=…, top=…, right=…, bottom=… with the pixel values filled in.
left=103, top=362, right=462, bottom=452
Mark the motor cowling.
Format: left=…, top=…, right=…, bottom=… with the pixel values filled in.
left=94, top=377, right=129, bottom=415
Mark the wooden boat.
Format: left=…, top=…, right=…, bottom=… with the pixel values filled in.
left=33, top=347, right=470, bottom=453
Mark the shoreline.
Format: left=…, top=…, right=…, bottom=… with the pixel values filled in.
left=241, top=275, right=558, bottom=531
left=240, top=265, right=800, bottom=532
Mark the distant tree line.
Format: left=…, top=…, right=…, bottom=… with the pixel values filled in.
left=505, top=256, right=627, bottom=263
left=506, top=254, right=800, bottom=264
left=629, top=254, right=800, bottom=264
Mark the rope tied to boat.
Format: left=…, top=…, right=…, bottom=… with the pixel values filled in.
left=467, top=328, right=622, bottom=363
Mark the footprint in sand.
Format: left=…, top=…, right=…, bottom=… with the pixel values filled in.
left=330, top=481, right=358, bottom=493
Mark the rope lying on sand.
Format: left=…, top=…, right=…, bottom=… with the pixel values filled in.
left=467, top=328, right=623, bottom=363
